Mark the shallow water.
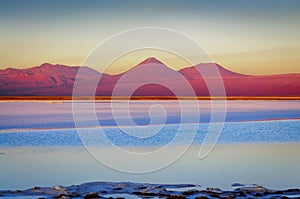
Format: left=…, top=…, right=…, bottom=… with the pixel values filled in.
left=1, top=144, right=300, bottom=190
left=1, top=100, right=300, bottom=130
left=0, top=120, right=300, bottom=147
left=0, top=100, right=300, bottom=190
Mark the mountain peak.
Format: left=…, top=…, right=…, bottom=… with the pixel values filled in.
left=40, top=62, right=54, bottom=67
left=137, top=57, right=164, bottom=65
left=1, top=60, right=300, bottom=96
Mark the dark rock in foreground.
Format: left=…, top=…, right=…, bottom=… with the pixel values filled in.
left=0, top=181, right=300, bottom=199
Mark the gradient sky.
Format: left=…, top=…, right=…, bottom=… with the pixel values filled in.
left=0, top=0, right=300, bottom=75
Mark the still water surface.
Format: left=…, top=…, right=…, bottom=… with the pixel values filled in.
left=0, top=100, right=299, bottom=190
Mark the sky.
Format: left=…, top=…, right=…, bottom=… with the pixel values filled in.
left=0, top=0, right=300, bottom=75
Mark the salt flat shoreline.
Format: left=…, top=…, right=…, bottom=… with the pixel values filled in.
left=1, top=96, right=300, bottom=101
left=0, top=181, right=300, bottom=199
left=1, top=118, right=300, bottom=134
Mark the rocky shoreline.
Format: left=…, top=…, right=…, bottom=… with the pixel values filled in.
left=1, top=181, right=300, bottom=199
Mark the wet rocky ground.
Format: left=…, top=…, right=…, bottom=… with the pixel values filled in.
left=0, top=181, right=300, bottom=199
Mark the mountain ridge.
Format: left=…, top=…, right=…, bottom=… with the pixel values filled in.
left=1, top=60, right=299, bottom=76
left=0, top=58, right=299, bottom=96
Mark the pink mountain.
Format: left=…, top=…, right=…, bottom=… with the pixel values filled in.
left=0, top=57, right=299, bottom=96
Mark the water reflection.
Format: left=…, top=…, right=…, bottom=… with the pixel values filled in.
left=1, top=144, right=300, bottom=190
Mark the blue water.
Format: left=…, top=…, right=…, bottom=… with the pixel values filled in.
left=1, top=100, right=300, bottom=147
left=1, top=101, right=300, bottom=130
left=1, top=101, right=300, bottom=190
left=1, top=120, right=299, bottom=147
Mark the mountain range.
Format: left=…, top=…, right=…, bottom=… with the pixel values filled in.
left=0, top=57, right=299, bottom=96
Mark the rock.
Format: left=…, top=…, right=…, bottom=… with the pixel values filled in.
left=263, top=190, right=271, bottom=195
left=236, top=185, right=268, bottom=193
left=195, top=196, right=209, bottom=199
left=54, top=194, right=71, bottom=198
left=32, top=186, right=41, bottom=190
left=1, top=181, right=299, bottom=199
left=206, top=187, right=221, bottom=191
left=55, top=192, right=79, bottom=198
left=133, top=191, right=156, bottom=196
left=182, top=189, right=200, bottom=195
left=166, top=194, right=187, bottom=199
left=254, top=192, right=263, bottom=197
left=238, top=192, right=246, bottom=197
left=209, top=193, right=221, bottom=198
left=51, top=186, right=66, bottom=192
left=84, top=192, right=101, bottom=199
left=231, top=183, right=245, bottom=187
left=285, top=188, right=300, bottom=193
left=224, top=196, right=236, bottom=199
left=133, top=186, right=166, bottom=196
left=206, top=187, right=222, bottom=193
left=138, top=186, right=147, bottom=189
left=274, top=190, right=284, bottom=194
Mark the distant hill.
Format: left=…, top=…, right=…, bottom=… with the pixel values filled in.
left=0, top=57, right=299, bottom=96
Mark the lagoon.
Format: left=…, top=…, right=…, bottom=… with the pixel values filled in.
left=0, top=100, right=300, bottom=190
